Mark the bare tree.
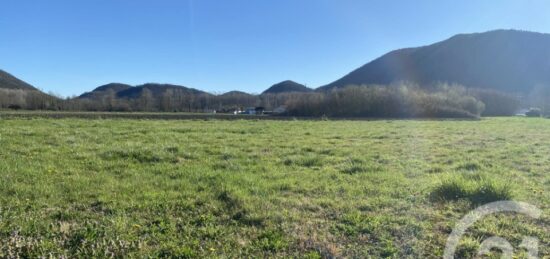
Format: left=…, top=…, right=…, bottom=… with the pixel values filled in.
left=139, top=88, right=154, bottom=111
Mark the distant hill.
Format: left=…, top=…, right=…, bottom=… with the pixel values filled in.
left=116, top=83, right=208, bottom=99
left=217, top=91, right=259, bottom=109
left=0, top=70, right=38, bottom=91
left=90, top=83, right=132, bottom=93
left=221, top=91, right=253, bottom=97
left=320, top=30, right=550, bottom=93
left=262, top=80, right=312, bottom=94
left=80, top=83, right=209, bottom=99
left=79, top=83, right=132, bottom=99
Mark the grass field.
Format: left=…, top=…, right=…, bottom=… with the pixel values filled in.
left=0, top=117, right=548, bottom=258
left=0, top=111, right=281, bottom=121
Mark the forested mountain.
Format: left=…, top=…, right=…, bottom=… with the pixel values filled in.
left=262, top=80, right=312, bottom=94
left=79, top=83, right=207, bottom=99
left=79, top=83, right=132, bottom=99
left=0, top=70, right=60, bottom=110
left=320, top=30, right=550, bottom=93
left=0, top=70, right=38, bottom=90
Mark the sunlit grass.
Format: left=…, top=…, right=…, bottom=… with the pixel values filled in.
left=0, top=117, right=547, bottom=257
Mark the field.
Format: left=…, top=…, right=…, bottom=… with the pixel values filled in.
left=0, top=117, right=548, bottom=258
left=0, top=111, right=282, bottom=121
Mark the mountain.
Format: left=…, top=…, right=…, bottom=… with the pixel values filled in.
left=79, top=83, right=132, bottom=99
left=0, top=69, right=60, bottom=110
left=262, top=80, right=312, bottom=94
left=0, top=70, right=38, bottom=91
left=218, top=91, right=259, bottom=108
left=221, top=91, right=253, bottom=96
left=116, top=83, right=208, bottom=99
left=320, top=30, right=550, bottom=93
left=79, top=83, right=209, bottom=99
left=89, top=83, right=132, bottom=93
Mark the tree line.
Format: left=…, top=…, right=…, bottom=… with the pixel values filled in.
left=0, top=83, right=543, bottom=118
left=0, top=89, right=61, bottom=110
left=283, top=84, right=528, bottom=118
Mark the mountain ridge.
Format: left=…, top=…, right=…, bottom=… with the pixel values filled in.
left=262, top=80, right=312, bottom=94
left=4, top=29, right=550, bottom=98
left=319, top=29, right=550, bottom=93
left=0, top=70, right=39, bottom=91
left=79, top=83, right=210, bottom=99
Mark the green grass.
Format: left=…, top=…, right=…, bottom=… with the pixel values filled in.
left=0, top=117, right=548, bottom=257
left=431, top=173, right=514, bottom=205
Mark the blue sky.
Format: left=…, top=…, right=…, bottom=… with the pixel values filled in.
left=1, top=0, right=549, bottom=96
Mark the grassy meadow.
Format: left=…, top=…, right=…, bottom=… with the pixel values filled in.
left=0, top=117, right=548, bottom=258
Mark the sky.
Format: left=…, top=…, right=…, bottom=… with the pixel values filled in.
left=1, top=0, right=550, bottom=97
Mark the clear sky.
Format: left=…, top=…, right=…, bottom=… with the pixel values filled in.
left=1, top=0, right=549, bottom=96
